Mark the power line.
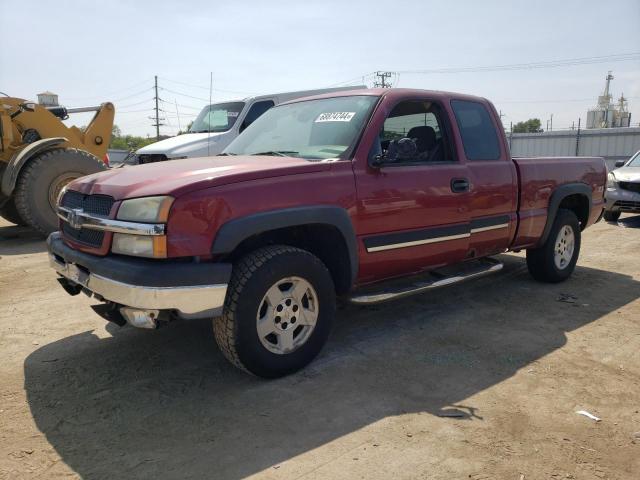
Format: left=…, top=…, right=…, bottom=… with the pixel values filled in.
left=108, top=87, right=154, bottom=103
left=495, top=95, right=640, bottom=104
left=396, top=52, right=640, bottom=75
left=158, top=76, right=258, bottom=95
left=158, top=98, right=203, bottom=110
left=159, top=86, right=210, bottom=102
left=117, top=108, right=154, bottom=114
left=327, top=72, right=377, bottom=87
left=117, top=98, right=153, bottom=109
left=64, top=78, right=153, bottom=101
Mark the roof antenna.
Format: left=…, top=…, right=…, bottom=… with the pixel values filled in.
left=207, top=71, right=213, bottom=156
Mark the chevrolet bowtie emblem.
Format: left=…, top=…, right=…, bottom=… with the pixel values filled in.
left=67, top=208, right=83, bottom=229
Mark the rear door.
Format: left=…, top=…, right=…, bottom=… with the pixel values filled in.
left=449, top=99, right=518, bottom=257
left=353, top=97, right=472, bottom=282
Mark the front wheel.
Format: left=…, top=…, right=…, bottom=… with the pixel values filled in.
left=214, top=245, right=336, bottom=378
left=526, top=209, right=581, bottom=283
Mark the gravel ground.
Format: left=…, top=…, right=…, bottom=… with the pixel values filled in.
left=0, top=215, right=639, bottom=480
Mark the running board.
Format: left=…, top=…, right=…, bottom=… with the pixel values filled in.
left=348, top=257, right=503, bottom=305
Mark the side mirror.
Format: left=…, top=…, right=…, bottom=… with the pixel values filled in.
left=369, top=154, right=384, bottom=168
left=615, top=160, right=626, bottom=168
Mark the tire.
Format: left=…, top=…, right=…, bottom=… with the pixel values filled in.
left=14, top=148, right=107, bottom=236
left=214, top=245, right=336, bottom=378
left=526, top=209, right=581, bottom=283
left=603, top=210, right=621, bottom=222
left=0, top=198, right=26, bottom=226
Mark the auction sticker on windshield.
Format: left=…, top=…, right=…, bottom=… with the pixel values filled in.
left=315, top=112, right=356, bottom=122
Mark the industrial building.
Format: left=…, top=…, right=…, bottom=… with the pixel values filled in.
left=586, top=72, right=631, bottom=129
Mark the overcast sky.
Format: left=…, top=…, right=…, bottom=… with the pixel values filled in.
left=1, top=0, right=639, bottom=137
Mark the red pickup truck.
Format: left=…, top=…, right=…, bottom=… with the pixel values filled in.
left=47, top=88, right=606, bottom=377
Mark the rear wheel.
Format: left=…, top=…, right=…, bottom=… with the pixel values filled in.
left=603, top=210, right=621, bottom=222
left=0, top=198, right=26, bottom=226
left=214, top=245, right=336, bottom=378
left=526, top=209, right=581, bottom=283
left=14, top=148, right=107, bottom=236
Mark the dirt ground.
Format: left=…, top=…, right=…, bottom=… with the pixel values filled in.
left=0, top=215, right=639, bottom=480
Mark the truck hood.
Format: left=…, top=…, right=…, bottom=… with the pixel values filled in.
left=136, top=132, right=225, bottom=157
left=68, top=156, right=332, bottom=200
left=612, top=166, right=640, bottom=183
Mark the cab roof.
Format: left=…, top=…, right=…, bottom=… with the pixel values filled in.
left=280, top=87, right=490, bottom=106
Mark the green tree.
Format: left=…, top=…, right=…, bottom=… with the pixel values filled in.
left=109, top=125, right=156, bottom=150
left=177, top=121, right=194, bottom=135
left=513, top=119, right=543, bottom=133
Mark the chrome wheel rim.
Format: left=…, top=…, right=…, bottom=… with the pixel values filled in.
left=554, top=225, right=575, bottom=270
left=256, top=276, right=319, bottom=355
left=48, top=172, right=81, bottom=210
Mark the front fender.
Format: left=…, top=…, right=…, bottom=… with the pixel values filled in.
left=211, top=205, right=358, bottom=285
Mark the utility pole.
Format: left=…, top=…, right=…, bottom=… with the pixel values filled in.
left=550, top=114, right=553, bottom=132
left=374, top=71, right=394, bottom=88
left=149, top=75, right=164, bottom=141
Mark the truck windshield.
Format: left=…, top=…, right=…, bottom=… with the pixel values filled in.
left=189, top=102, right=245, bottom=133
left=223, top=95, right=379, bottom=160
left=627, top=151, right=640, bottom=167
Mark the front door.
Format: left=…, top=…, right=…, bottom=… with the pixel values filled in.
left=353, top=98, right=472, bottom=283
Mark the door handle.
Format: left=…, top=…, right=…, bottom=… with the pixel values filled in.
left=451, top=178, right=470, bottom=193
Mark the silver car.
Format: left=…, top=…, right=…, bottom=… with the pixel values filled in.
left=604, top=150, right=640, bottom=221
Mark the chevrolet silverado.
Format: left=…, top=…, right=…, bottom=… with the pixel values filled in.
left=47, top=88, right=607, bottom=377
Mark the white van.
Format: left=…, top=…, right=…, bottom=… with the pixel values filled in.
left=136, top=86, right=366, bottom=163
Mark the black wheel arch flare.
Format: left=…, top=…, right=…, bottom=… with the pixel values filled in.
left=211, top=205, right=359, bottom=287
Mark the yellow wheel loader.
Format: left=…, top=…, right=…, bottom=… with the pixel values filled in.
left=0, top=96, right=114, bottom=235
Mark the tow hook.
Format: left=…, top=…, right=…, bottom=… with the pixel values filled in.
left=57, top=277, right=82, bottom=296
left=119, top=307, right=160, bottom=329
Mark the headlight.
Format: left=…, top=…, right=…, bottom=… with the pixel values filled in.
left=607, top=173, right=617, bottom=189
left=113, top=196, right=172, bottom=258
left=117, top=196, right=174, bottom=223
left=112, top=233, right=167, bottom=258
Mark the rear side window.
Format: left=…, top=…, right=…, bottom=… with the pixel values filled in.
left=450, top=100, right=501, bottom=160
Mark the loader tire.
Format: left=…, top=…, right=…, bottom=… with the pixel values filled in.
left=14, top=148, right=107, bottom=236
left=0, top=198, right=26, bottom=226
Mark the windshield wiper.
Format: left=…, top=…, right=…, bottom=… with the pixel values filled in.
left=250, top=150, right=299, bottom=157
left=217, top=152, right=236, bottom=156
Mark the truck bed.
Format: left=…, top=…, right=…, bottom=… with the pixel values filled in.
left=511, top=156, right=606, bottom=248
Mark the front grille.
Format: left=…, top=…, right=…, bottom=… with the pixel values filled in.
left=614, top=201, right=640, bottom=211
left=137, top=153, right=167, bottom=164
left=619, top=181, right=640, bottom=194
left=60, top=191, right=114, bottom=247
left=61, top=191, right=114, bottom=216
left=62, top=222, right=105, bottom=246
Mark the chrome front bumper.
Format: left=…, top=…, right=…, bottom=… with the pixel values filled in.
left=47, top=232, right=230, bottom=321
